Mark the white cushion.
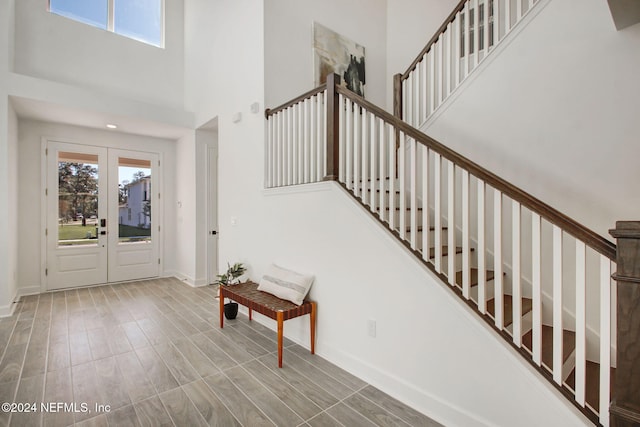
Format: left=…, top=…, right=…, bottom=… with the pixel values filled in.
left=258, top=264, right=314, bottom=305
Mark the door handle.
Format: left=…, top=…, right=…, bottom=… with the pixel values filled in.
left=211, top=231, right=217, bottom=235
left=100, top=231, right=107, bottom=235
left=100, top=219, right=107, bottom=227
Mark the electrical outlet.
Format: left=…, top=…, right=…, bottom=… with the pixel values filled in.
left=367, top=319, right=376, bottom=338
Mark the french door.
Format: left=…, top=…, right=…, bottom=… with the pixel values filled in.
left=45, top=141, right=160, bottom=290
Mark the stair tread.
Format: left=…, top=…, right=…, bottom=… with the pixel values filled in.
left=486, top=295, right=533, bottom=327
left=565, top=361, right=616, bottom=412
left=455, top=268, right=496, bottom=288
left=381, top=206, right=424, bottom=211
left=366, top=188, right=401, bottom=194
left=395, top=225, right=448, bottom=233
left=428, top=246, right=462, bottom=258
left=522, top=325, right=576, bottom=369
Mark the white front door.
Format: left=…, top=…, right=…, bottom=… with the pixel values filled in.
left=46, top=141, right=160, bottom=290
left=108, top=150, right=159, bottom=283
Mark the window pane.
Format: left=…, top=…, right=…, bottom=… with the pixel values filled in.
left=58, top=152, right=99, bottom=247
left=118, top=158, right=152, bottom=243
left=114, top=0, right=162, bottom=47
left=50, top=0, right=108, bottom=30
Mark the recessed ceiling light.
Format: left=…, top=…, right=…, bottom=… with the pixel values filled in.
left=106, top=124, right=118, bottom=129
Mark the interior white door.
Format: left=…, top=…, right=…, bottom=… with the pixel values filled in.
left=46, top=142, right=108, bottom=290
left=207, top=145, right=218, bottom=284
left=46, top=143, right=160, bottom=289
left=107, top=150, right=160, bottom=283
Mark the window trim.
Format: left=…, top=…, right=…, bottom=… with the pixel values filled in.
left=47, top=0, right=165, bottom=48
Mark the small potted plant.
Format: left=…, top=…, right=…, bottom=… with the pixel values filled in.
left=216, top=262, right=247, bottom=319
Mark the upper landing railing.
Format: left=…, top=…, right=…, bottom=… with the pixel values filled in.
left=396, top=0, right=541, bottom=127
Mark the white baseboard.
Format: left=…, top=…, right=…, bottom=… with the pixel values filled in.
left=16, top=286, right=42, bottom=299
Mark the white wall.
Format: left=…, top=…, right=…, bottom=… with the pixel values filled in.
left=184, top=0, right=264, bottom=128
left=0, top=0, right=17, bottom=316
left=6, top=101, right=18, bottom=309
left=13, top=0, right=185, bottom=109
left=264, top=0, right=387, bottom=108
left=17, top=120, right=177, bottom=292
left=386, top=0, right=459, bottom=109
left=174, top=131, right=198, bottom=284
left=423, top=0, right=640, bottom=238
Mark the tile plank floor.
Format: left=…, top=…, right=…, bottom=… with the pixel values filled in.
left=0, top=278, right=442, bottom=427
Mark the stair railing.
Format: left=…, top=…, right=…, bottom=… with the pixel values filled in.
left=265, top=75, right=618, bottom=426
left=396, top=0, right=541, bottom=128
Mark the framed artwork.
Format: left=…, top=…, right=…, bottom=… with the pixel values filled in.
left=313, top=22, right=366, bottom=97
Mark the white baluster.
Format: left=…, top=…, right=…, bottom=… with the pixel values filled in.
left=512, top=201, right=522, bottom=346
left=472, top=0, right=479, bottom=70
left=389, top=125, right=396, bottom=231
left=494, top=188, right=503, bottom=329
left=434, top=153, right=442, bottom=272
left=462, top=170, right=470, bottom=298
left=429, top=45, right=436, bottom=116
left=285, top=107, right=291, bottom=185
left=483, top=0, right=490, bottom=55
left=292, top=105, right=298, bottom=185
left=436, top=37, right=443, bottom=107
left=575, top=240, right=586, bottom=406
left=465, top=1, right=472, bottom=76
left=370, top=113, right=378, bottom=213
left=338, top=96, right=344, bottom=183
left=266, top=115, right=272, bottom=187
left=399, top=131, right=406, bottom=242
left=406, top=72, right=413, bottom=127
left=422, top=146, right=430, bottom=262
left=379, top=119, right=387, bottom=223
left=447, top=160, right=455, bottom=285
left=420, top=55, right=427, bottom=124
left=361, top=109, right=369, bottom=205
left=599, top=256, right=611, bottom=426
left=309, top=96, right=316, bottom=182
left=401, top=77, right=412, bottom=124
left=304, top=99, right=311, bottom=183
left=353, top=105, right=361, bottom=197
left=477, top=179, right=486, bottom=313
left=276, top=112, right=282, bottom=187
left=531, top=212, right=542, bottom=365
left=494, top=0, right=501, bottom=44
left=505, top=0, right=512, bottom=34
left=298, top=102, right=304, bottom=184
left=444, top=23, right=451, bottom=99
left=454, top=11, right=461, bottom=89
left=516, top=0, right=523, bottom=21
left=552, top=225, right=563, bottom=385
left=409, top=137, right=418, bottom=249
left=411, top=63, right=420, bottom=127
left=345, top=99, right=353, bottom=191
left=320, top=91, right=327, bottom=179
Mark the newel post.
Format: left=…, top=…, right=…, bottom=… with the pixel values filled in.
left=609, top=221, right=640, bottom=427
left=323, top=73, right=340, bottom=181
left=393, top=73, right=403, bottom=120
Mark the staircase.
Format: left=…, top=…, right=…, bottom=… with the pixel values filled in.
left=263, top=1, right=638, bottom=425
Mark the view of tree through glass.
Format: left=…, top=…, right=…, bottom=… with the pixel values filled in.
left=57, top=152, right=99, bottom=246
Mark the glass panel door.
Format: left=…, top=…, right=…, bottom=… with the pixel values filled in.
left=47, top=143, right=108, bottom=289
left=108, top=150, right=159, bottom=282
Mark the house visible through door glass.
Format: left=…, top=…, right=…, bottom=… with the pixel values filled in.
left=118, top=158, right=152, bottom=243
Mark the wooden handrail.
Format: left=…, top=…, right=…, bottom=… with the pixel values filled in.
left=401, top=0, right=467, bottom=80
left=264, top=84, right=327, bottom=118
left=335, top=85, right=617, bottom=260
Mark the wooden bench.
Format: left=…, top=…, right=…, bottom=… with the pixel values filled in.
left=219, top=281, right=317, bottom=368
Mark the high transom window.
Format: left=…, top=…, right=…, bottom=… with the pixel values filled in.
left=48, top=0, right=164, bottom=48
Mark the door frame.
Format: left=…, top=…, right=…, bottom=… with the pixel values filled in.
left=40, top=137, right=164, bottom=291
